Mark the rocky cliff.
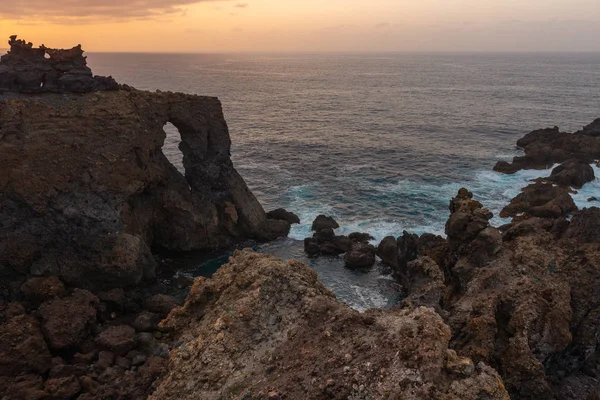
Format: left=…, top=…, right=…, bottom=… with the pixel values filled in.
left=0, top=40, right=290, bottom=293
left=151, top=250, right=509, bottom=400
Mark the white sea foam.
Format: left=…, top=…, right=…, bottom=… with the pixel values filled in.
left=288, top=164, right=600, bottom=243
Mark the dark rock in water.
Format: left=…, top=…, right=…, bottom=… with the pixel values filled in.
left=576, top=117, right=600, bottom=137
left=344, top=242, right=376, bottom=268
left=563, top=207, right=600, bottom=243
left=0, top=89, right=287, bottom=290
left=38, top=289, right=99, bottom=350
left=0, top=36, right=118, bottom=93
left=377, top=236, right=398, bottom=269
left=303, top=237, right=320, bottom=257
left=588, top=197, right=598, bottom=202
left=500, top=182, right=576, bottom=220
left=311, top=215, right=339, bottom=232
left=397, top=231, right=420, bottom=275
left=548, top=159, right=595, bottom=189
left=348, top=232, right=375, bottom=243
left=0, top=314, right=52, bottom=376
left=266, top=208, right=300, bottom=224
left=493, top=120, right=600, bottom=174
left=330, top=235, right=353, bottom=253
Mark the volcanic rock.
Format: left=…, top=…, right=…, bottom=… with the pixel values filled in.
left=311, top=215, right=340, bottom=231
left=0, top=36, right=118, bottom=94
left=266, top=208, right=300, bottom=224
left=20, top=276, right=67, bottom=305
left=0, top=314, right=52, bottom=376
left=151, top=250, right=509, bottom=400
left=548, top=159, right=595, bottom=188
left=95, top=325, right=137, bottom=356
left=500, top=182, right=576, bottom=220
left=343, top=242, right=376, bottom=268
left=38, top=289, right=99, bottom=350
left=493, top=122, right=600, bottom=174
left=0, top=76, right=289, bottom=291
left=563, top=207, right=600, bottom=243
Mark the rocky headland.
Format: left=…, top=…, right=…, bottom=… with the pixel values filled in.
left=0, top=36, right=598, bottom=400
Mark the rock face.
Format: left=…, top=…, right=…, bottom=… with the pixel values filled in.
left=151, top=250, right=509, bottom=400
left=0, top=36, right=118, bottom=93
left=0, top=85, right=289, bottom=291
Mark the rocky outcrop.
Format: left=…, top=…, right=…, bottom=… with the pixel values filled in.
left=266, top=208, right=300, bottom=224
left=493, top=119, right=600, bottom=174
left=151, top=250, right=509, bottom=400
left=0, top=77, right=289, bottom=291
left=0, top=36, right=118, bottom=93
left=548, top=159, right=595, bottom=189
left=500, top=182, right=576, bottom=220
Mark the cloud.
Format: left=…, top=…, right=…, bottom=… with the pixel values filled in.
left=375, top=22, right=390, bottom=29
left=234, top=3, right=248, bottom=8
left=2, top=0, right=230, bottom=22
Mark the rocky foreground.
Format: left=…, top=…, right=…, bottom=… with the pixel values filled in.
left=1, top=36, right=599, bottom=400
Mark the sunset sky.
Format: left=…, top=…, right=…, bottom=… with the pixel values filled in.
left=2, top=0, right=599, bottom=52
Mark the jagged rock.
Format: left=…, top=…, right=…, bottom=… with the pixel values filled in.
left=0, top=36, right=118, bottom=93
left=446, top=189, right=493, bottom=251
left=95, top=325, right=136, bottom=356
left=403, top=257, right=445, bottom=310
left=347, top=232, right=374, bottom=243
left=132, top=311, right=161, bottom=332
left=20, top=276, right=67, bottom=305
left=0, top=314, right=52, bottom=376
left=44, top=376, right=82, bottom=399
left=563, top=207, right=600, bottom=243
left=310, top=215, right=339, bottom=232
left=144, top=294, right=180, bottom=318
left=266, top=208, right=300, bottom=224
left=151, top=250, right=509, bottom=400
left=500, top=182, right=576, bottom=220
left=0, top=89, right=288, bottom=290
left=38, top=289, right=99, bottom=350
left=377, top=236, right=398, bottom=268
left=343, top=242, right=376, bottom=268
left=493, top=122, right=600, bottom=174
left=548, top=159, right=595, bottom=188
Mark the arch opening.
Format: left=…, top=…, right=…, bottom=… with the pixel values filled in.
left=162, top=122, right=185, bottom=175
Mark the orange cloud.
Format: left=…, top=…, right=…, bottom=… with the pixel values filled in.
left=3, top=0, right=230, bottom=22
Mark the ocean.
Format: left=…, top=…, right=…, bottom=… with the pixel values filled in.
left=88, top=52, right=600, bottom=310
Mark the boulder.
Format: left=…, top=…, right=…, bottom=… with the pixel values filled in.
left=563, top=207, right=600, bottom=243
left=500, top=182, right=576, bottom=220
left=403, top=257, right=445, bottom=310
left=343, top=242, right=376, bottom=268
left=310, top=215, right=339, bottom=232
left=0, top=314, right=52, bottom=376
left=38, top=289, right=99, bottom=350
left=20, top=276, right=67, bottom=304
left=44, top=376, right=82, bottom=399
left=145, top=294, right=180, bottom=318
left=266, top=208, right=300, bottom=224
left=348, top=232, right=374, bottom=243
left=548, top=159, right=595, bottom=188
left=132, top=311, right=161, bottom=332
left=377, top=236, right=398, bottom=269
left=95, top=325, right=136, bottom=356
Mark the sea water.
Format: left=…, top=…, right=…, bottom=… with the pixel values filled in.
left=88, top=52, right=600, bottom=310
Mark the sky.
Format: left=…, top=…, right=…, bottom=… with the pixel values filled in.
left=1, top=0, right=600, bottom=52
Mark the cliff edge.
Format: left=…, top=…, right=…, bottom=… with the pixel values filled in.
left=0, top=38, right=290, bottom=292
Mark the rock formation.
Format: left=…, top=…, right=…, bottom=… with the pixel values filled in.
left=0, top=46, right=290, bottom=292
left=151, top=250, right=509, bottom=400
left=0, top=35, right=119, bottom=93
left=493, top=119, right=600, bottom=174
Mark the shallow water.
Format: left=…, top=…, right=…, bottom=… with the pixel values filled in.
left=88, top=52, right=600, bottom=311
